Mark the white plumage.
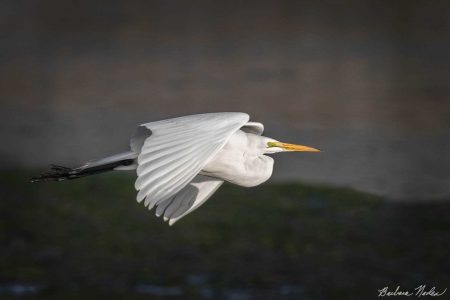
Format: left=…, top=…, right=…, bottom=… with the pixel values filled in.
left=33, top=112, right=320, bottom=225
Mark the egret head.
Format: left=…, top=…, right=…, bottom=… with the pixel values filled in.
left=264, top=139, right=321, bottom=154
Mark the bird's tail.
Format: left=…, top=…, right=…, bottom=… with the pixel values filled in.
left=30, top=152, right=137, bottom=183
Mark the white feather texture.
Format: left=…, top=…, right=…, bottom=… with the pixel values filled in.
left=241, top=122, right=264, bottom=135
left=134, top=112, right=249, bottom=211
left=155, top=175, right=223, bottom=225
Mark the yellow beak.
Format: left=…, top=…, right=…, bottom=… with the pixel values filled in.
left=268, top=141, right=321, bottom=152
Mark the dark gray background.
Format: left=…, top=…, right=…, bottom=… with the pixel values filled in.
left=2, top=0, right=449, bottom=199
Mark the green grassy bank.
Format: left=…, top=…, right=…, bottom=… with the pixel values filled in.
left=0, top=171, right=449, bottom=299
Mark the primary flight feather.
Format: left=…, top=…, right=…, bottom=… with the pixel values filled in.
left=32, top=112, right=320, bottom=225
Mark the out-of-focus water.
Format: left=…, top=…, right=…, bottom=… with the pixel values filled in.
left=1, top=0, right=449, bottom=199
left=270, top=128, right=450, bottom=199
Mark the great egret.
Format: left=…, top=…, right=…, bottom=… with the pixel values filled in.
left=32, top=112, right=320, bottom=225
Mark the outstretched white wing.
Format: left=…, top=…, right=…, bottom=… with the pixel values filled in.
left=134, top=112, right=249, bottom=209
left=155, top=175, right=224, bottom=225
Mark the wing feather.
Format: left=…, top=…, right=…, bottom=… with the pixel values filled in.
left=147, top=146, right=218, bottom=205
left=135, top=113, right=249, bottom=208
left=155, top=196, right=175, bottom=217
left=241, top=121, right=264, bottom=135
left=136, top=142, right=209, bottom=189
left=139, top=157, right=198, bottom=205
left=143, top=146, right=214, bottom=208
left=154, top=175, right=224, bottom=225
left=136, top=131, right=227, bottom=170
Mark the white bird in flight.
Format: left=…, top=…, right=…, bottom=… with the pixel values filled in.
left=32, top=112, right=320, bottom=225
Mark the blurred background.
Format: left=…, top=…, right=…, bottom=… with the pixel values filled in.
left=1, top=1, right=449, bottom=299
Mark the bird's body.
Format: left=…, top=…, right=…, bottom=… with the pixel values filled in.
left=32, top=112, right=319, bottom=225
left=201, top=130, right=274, bottom=187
